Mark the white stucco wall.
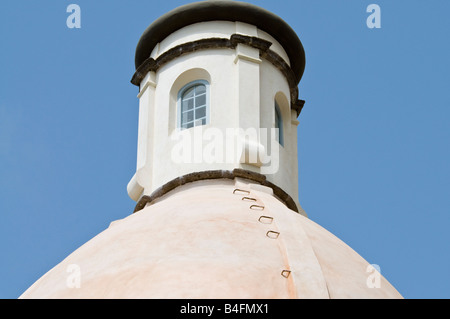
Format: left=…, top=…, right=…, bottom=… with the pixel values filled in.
left=128, top=20, right=302, bottom=213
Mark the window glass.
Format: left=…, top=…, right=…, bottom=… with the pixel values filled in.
left=275, top=102, right=284, bottom=146
left=179, top=81, right=209, bottom=129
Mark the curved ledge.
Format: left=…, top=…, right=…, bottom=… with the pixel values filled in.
left=133, top=169, right=299, bottom=214
left=135, top=0, right=305, bottom=84
left=131, top=34, right=305, bottom=116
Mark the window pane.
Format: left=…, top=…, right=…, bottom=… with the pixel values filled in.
left=185, top=122, right=194, bottom=129
left=275, top=109, right=280, bottom=129
left=275, top=104, right=284, bottom=146
left=196, top=106, right=206, bottom=119
left=196, top=84, right=206, bottom=95
left=186, top=110, right=194, bottom=122
left=183, top=87, right=195, bottom=99
left=182, top=98, right=194, bottom=111
left=182, top=111, right=194, bottom=124
left=195, top=94, right=206, bottom=107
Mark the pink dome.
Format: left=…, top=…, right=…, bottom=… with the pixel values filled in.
left=20, top=178, right=402, bottom=299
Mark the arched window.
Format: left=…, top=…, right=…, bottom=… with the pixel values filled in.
left=275, top=101, right=284, bottom=146
left=178, top=80, right=209, bottom=129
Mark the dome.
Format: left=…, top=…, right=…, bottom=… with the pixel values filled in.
left=134, top=0, right=306, bottom=84
left=20, top=177, right=402, bottom=299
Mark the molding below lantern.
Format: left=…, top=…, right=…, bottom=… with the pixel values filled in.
left=133, top=168, right=301, bottom=215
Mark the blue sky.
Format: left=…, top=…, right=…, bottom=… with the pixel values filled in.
left=1, top=0, right=449, bottom=299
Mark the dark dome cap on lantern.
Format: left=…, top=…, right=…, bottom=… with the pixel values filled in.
left=134, top=0, right=306, bottom=84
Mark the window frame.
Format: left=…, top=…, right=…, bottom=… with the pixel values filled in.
left=274, top=101, right=284, bottom=147
left=177, top=80, right=210, bottom=130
